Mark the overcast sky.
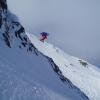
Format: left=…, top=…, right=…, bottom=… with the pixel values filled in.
left=7, top=0, right=100, bottom=67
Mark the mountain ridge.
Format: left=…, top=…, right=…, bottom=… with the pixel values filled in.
left=0, top=0, right=100, bottom=100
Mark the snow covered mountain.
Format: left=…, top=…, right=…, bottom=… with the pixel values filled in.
left=27, top=33, right=100, bottom=100
left=0, top=0, right=100, bottom=100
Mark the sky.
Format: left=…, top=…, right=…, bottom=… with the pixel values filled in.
left=7, top=0, right=100, bottom=67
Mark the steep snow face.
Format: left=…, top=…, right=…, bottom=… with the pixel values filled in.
left=0, top=43, right=71, bottom=100
left=27, top=33, right=100, bottom=100
left=0, top=28, right=86, bottom=100
left=0, top=2, right=87, bottom=99
left=0, top=1, right=100, bottom=100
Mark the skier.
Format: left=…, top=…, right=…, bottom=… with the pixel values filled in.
left=40, top=32, right=49, bottom=42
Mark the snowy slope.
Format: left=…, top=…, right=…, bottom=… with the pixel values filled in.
left=0, top=1, right=100, bottom=100
left=0, top=34, right=87, bottom=100
left=0, top=43, right=69, bottom=100
left=0, top=9, right=86, bottom=99
left=0, top=1, right=84, bottom=99
left=27, top=33, right=100, bottom=100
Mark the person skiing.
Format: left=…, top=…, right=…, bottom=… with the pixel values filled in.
left=40, top=32, right=49, bottom=42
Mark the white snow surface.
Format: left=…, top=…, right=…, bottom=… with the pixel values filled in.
left=0, top=31, right=100, bottom=100
left=0, top=34, right=85, bottom=100
left=0, top=40, right=71, bottom=100
left=27, top=33, right=100, bottom=100
left=0, top=8, right=78, bottom=100
left=0, top=1, right=99, bottom=100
